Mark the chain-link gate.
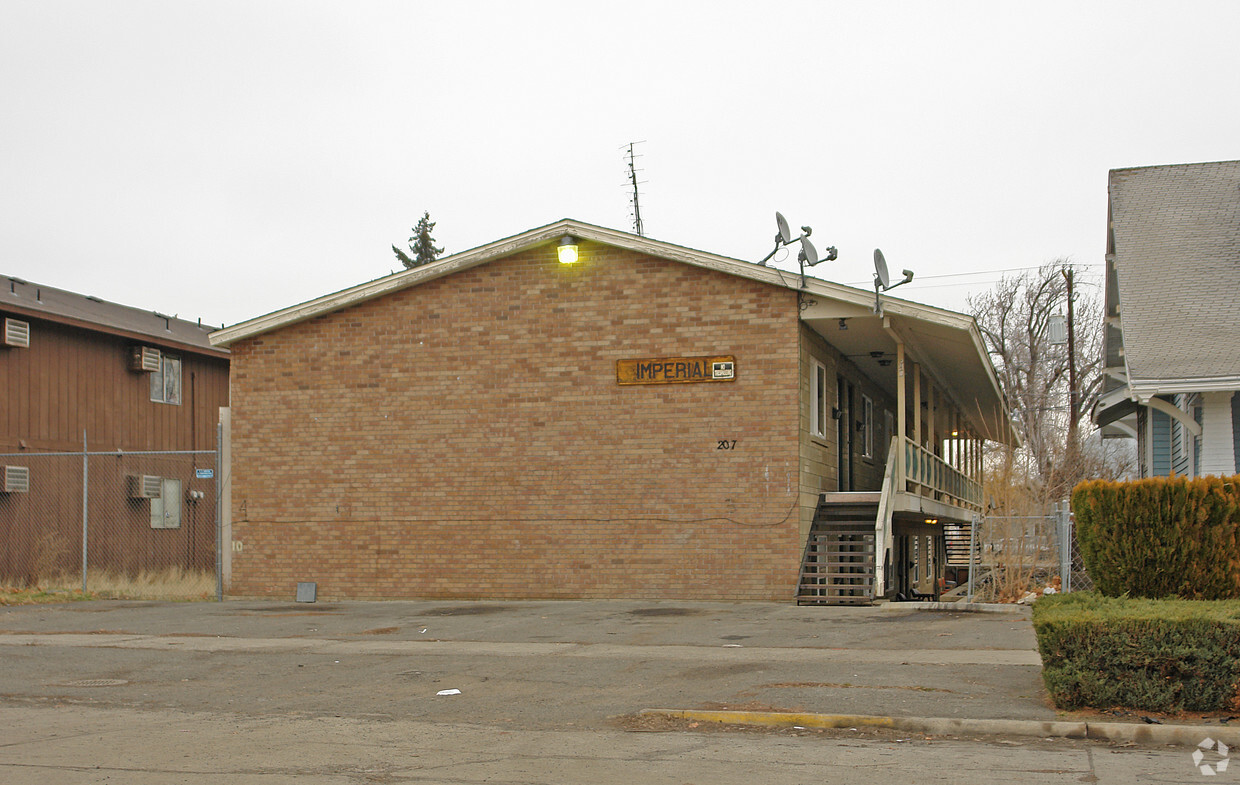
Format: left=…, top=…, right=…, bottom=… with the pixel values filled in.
left=1052, top=501, right=1094, bottom=593
left=965, top=501, right=1092, bottom=601
left=0, top=444, right=221, bottom=600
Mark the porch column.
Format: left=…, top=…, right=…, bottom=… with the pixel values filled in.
left=896, top=338, right=906, bottom=483
left=913, top=363, right=922, bottom=446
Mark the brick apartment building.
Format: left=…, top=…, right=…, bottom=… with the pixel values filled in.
left=212, top=220, right=1013, bottom=602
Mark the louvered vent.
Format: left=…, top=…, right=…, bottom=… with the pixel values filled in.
left=128, top=475, right=161, bottom=499
left=129, top=345, right=161, bottom=372
left=3, top=318, right=29, bottom=348
left=3, top=466, right=29, bottom=494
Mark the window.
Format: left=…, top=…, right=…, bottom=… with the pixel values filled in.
left=861, top=395, right=874, bottom=457
left=150, top=478, right=182, bottom=529
left=810, top=359, right=827, bottom=439
left=150, top=354, right=181, bottom=404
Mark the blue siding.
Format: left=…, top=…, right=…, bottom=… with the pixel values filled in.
left=1151, top=409, right=1172, bottom=477
left=1171, top=395, right=1191, bottom=477
left=1233, top=392, right=1240, bottom=474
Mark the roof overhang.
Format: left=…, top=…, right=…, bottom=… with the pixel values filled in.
left=797, top=289, right=1017, bottom=446
left=1129, top=377, right=1240, bottom=398
left=4, top=300, right=229, bottom=359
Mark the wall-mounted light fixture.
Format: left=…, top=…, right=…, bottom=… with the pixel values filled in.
left=838, top=318, right=848, bottom=331
left=557, top=236, right=579, bottom=265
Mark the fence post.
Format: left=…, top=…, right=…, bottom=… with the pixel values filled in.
left=1057, top=501, right=1071, bottom=593
left=967, top=513, right=978, bottom=602
left=215, top=423, right=223, bottom=603
left=81, top=430, right=89, bottom=593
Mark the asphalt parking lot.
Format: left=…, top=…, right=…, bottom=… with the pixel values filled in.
left=0, top=599, right=1207, bottom=784
left=0, top=598, right=1047, bottom=726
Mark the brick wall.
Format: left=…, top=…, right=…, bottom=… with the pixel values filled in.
left=228, top=241, right=803, bottom=600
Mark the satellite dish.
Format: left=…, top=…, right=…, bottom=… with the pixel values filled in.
left=800, top=237, right=819, bottom=267
left=775, top=212, right=793, bottom=245
left=874, top=248, right=891, bottom=290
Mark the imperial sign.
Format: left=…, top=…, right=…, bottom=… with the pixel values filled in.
left=616, top=355, right=735, bottom=385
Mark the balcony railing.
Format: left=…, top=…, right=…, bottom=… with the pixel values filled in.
left=901, top=437, right=982, bottom=512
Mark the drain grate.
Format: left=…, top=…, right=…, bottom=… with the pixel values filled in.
left=57, top=678, right=129, bottom=688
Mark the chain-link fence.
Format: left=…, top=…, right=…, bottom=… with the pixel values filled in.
left=964, top=502, right=1092, bottom=601
left=0, top=448, right=220, bottom=600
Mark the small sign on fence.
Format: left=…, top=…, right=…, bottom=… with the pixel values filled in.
left=195, top=469, right=214, bottom=479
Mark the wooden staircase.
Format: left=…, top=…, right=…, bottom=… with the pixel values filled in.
left=797, top=495, right=879, bottom=606
left=944, top=520, right=977, bottom=568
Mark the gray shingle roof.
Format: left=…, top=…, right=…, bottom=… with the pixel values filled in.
left=1109, top=160, right=1240, bottom=385
left=2, top=275, right=224, bottom=355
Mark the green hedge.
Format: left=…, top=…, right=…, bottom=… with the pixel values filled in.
left=1072, top=475, right=1240, bottom=599
left=1034, top=593, right=1240, bottom=712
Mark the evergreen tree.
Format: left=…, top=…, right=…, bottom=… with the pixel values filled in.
left=392, top=211, right=444, bottom=269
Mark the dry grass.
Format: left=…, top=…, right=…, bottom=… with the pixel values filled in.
left=0, top=567, right=215, bottom=603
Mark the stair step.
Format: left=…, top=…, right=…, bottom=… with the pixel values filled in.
left=798, top=499, right=879, bottom=606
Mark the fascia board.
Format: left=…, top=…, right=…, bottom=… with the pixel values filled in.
left=1130, top=378, right=1240, bottom=398
left=212, top=221, right=574, bottom=346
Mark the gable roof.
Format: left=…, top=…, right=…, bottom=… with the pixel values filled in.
left=211, top=218, right=977, bottom=344
left=3, top=275, right=227, bottom=358
left=1108, top=160, right=1240, bottom=393
left=210, top=218, right=1013, bottom=442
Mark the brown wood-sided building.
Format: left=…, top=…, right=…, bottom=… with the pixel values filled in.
left=0, top=276, right=229, bottom=581
left=212, top=221, right=1016, bottom=603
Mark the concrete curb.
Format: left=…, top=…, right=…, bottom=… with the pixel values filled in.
left=638, top=709, right=1240, bottom=746
left=880, top=601, right=1025, bottom=613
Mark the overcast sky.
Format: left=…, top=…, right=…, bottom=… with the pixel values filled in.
left=3, top=1, right=1238, bottom=328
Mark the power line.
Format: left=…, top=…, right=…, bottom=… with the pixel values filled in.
left=842, top=262, right=1102, bottom=288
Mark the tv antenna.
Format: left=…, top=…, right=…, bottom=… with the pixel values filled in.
left=871, top=248, right=914, bottom=314
left=623, top=141, right=646, bottom=236
left=757, top=211, right=837, bottom=288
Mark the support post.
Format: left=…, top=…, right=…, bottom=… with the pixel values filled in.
left=896, top=338, right=906, bottom=489
left=1058, top=501, right=1072, bottom=593
left=81, top=429, right=88, bottom=593
left=215, top=423, right=223, bottom=602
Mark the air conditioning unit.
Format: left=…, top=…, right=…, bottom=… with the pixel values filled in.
left=3, top=318, right=29, bottom=348
left=129, top=345, right=161, bottom=372
left=3, top=466, right=29, bottom=494
left=128, top=474, right=161, bottom=499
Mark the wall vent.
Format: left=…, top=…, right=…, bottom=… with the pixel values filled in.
left=129, top=345, right=161, bottom=372
left=128, top=474, right=161, bottom=499
left=3, top=318, right=29, bottom=348
left=3, top=466, right=30, bottom=493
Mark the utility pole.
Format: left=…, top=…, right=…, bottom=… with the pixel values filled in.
left=1063, top=266, right=1078, bottom=445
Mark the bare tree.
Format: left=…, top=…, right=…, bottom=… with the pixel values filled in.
left=968, top=260, right=1125, bottom=512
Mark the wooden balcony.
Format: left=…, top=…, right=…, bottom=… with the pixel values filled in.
left=900, top=437, right=982, bottom=513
